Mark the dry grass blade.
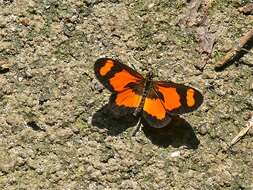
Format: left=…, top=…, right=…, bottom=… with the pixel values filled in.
left=228, top=114, right=253, bottom=149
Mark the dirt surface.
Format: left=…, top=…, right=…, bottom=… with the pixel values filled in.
left=0, top=0, right=253, bottom=189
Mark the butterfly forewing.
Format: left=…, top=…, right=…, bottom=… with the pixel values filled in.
left=94, top=58, right=143, bottom=92
left=109, top=87, right=143, bottom=116
left=153, top=81, right=203, bottom=114
left=95, top=58, right=145, bottom=115
left=142, top=81, right=203, bottom=128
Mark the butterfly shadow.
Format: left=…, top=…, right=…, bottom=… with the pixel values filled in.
left=92, top=105, right=199, bottom=149
left=142, top=116, right=199, bottom=149
left=92, top=104, right=138, bottom=136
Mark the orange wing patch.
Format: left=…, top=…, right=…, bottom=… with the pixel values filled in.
left=186, top=88, right=195, bottom=107
left=115, top=89, right=141, bottom=108
left=109, top=69, right=140, bottom=92
left=143, top=98, right=166, bottom=120
left=157, top=86, right=181, bottom=111
left=99, top=59, right=114, bottom=76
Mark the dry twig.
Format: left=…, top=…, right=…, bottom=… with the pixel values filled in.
left=215, top=28, right=253, bottom=69
left=238, top=3, right=253, bottom=15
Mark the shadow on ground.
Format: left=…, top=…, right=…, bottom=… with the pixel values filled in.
left=92, top=105, right=199, bottom=149
left=92, top=104, right=137, bottom=136
left=142, top=116, right=199, bottom=149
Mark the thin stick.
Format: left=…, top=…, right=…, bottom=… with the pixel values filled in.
left=228, top=114, right=253, bottom=149
left=240, top=47, right=253, bottom=55
left=215, top=28, right=253, bottom=69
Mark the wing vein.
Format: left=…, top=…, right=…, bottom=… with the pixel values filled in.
left=151, top=85, right=171, bottom=116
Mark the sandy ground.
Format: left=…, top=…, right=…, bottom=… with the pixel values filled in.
left=0, top=0, right=253, bottom=189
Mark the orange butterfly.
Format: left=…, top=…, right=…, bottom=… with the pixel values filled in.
left=94, top=58, right=203, bottom=129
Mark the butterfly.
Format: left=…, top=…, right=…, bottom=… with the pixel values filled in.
left=94, top=58, right=203, bottom=129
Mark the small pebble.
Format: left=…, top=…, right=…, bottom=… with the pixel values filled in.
left=198, top=123, right=209, bottom=135
left=170, top=151, right=180, bottom=158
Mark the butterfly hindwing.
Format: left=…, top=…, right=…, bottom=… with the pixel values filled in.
left=142, top=86, right=172, bottom=128
left=94, top=58, right=143, bottom=93
left=109, top=88, right=142, bottom=116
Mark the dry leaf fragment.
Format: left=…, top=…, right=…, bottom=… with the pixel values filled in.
left=196, top=26, right=216, bottom=54
left=238, top=3, right=253, bottom=15
left=177, top=0, right=202, bottom=27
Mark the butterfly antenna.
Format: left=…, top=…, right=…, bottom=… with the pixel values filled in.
left=129, top=55, right=140, bottom=71
left=153, top=63, right=159, bottom=78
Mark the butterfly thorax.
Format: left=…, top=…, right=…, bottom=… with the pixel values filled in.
left=133, top=71, right=154, bottom=117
